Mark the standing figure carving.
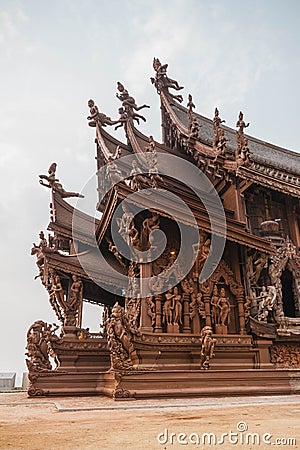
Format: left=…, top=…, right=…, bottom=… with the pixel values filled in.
left=189, top=291, right=205, bottom=334
left=140, top=213, right=160, bottom=251
left=213, top=107, right=226, bottom=151
left=199, top=326, right=216, bottom=369
left=69, top=275, right=83, bottom=310
left=106, top=302, right=137, bottom=371
left=250, top=253, right=268, bottom=286
left=163, top=286, right=175, bottom=326
left=129, top=160, right=149, bottom=191
left=235, top=111, right=250, bottom=165
left=173, top=287, right=183, bottom=326
left=217, top=288, right=231, bottom=328
left=146, top=294, right=156, bottom=328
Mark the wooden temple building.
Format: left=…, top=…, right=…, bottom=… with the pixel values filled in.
left=27, top=59, right=300, bottom=399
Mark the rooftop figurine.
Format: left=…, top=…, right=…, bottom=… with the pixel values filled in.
left=151, top=57, right=183, bottom=102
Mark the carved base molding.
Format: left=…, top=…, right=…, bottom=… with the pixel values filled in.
left=28, top=368, right=300, bottom=399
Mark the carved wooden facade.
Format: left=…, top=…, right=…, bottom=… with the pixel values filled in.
left=27, top=59, right=300, bottom=399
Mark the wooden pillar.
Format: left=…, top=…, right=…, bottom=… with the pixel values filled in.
left=154, top=294, right=163, bottom=333
left=77, top=297, right=83, bottom=329
left=139, top=262, right=153, bottom=332
left=182, top=293, right=191, bottom=333
left=203, top=294, right=212, bottom=327
left=237, top=294, right=246, bottom=335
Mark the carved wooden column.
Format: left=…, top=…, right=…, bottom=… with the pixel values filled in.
left=182, top=293, right=191, bottom=333
left=237, top=294, right=246, bottom=335
left=139, top=262, right=153, bottom=332
left=203, top=295, right=212, bottom=327
left=154, top=294, right=163, bottom=333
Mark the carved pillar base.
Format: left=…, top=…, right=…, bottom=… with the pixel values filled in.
left=139, top=297, right=153, bottom=333
left=166, top=324, right=180, bottom=334
left=215, top=324, right=228, bottom=335
left=254, top=339, right=273, bottom=369
left=63, top=325, right=77, bottom=340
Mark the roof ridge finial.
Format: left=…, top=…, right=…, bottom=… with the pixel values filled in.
left=186, top=94, right=200, bottom=140
left=151, top=57, right=184, bottom=103
left=115, top=81, right=150, bottom=129
left=87, top=99, right=119, bottom=128
left=212, top=107, right=227, bottom=158
left=39, top=163, right=84, bottom=199
left=235, top=111, right=250, bottom=166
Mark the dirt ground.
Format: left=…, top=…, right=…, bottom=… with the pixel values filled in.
left=0, top=393, right=299, bottom=450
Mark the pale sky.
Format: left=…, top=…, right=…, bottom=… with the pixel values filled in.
left=1, top=0, right=300, bottom=383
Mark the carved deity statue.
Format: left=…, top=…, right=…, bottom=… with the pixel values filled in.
left=151, top=57, right=183, bottom=102
left=236, top=111, right=250, bottom=136
left=235, top=111, right=250, bottom=164
left=257, top=285, right=277, bottom=322
left=69, top=275, right=83, bottom=310
left=173, top=286, right=182, bottom=325
left=106, top=156, right=123, bottom=185
left=217, top=288, right=231, bottom=326
left=145, top=136, right=164, bottom=188
left=213, top=107, right=226, bottom=151
left=39, top=163, right=84, bottom=198
left=146, top=294, right=156, bottom=327
left=199, top=326, right=216, bottom=369
left=116, top=82, right=149, bottom=125
left=26, top=320, right=61, bottom=376
left=106, top=237, right=126, bottom=268
left=140, top=213, right=160, bottom=251
left=163, top=286, right=175, bottom=325
left=106, top=302, right=137, bottom=370
left=250, top=252, right=268, bottom=286
left=51, top=274, right=66, bottom=310
left=189, top=291, right=205, bottom=334
left=129, top=160, right=148, bottom=191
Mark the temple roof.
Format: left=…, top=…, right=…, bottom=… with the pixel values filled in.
left=48, top=192, right=99, bottom=247
left=170, top=100, right=300, bottom=176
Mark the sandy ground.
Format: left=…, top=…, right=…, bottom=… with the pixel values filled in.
left=0, top=393, right=299, bottom=450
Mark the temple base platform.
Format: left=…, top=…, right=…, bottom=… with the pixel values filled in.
left=28, top=368, right=300, bottom=399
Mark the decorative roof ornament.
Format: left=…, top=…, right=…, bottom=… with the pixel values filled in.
left=115, top=82, right=149, bottom=127
left=151, top=57, right=184, bottom=103
left=39, top=163, right=84, bottom=198
left=87, top=99, right=119, bottom=128
left=235, top=111, right=250, bottom=166
left=144, top=136, right=164, bottom=189
left=212, top=107, right=228, bottom=159
left=186, top=94, right=200, bottom=139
